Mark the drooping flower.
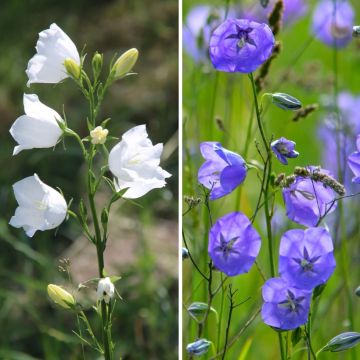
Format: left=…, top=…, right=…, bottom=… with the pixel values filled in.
left=347, top=135, right=360, bottom=184
left=26, top=23, right=80, bottom=86
left=209, top=18, right=275, bottom=73
left=9, top=174, right=67, bottom=237
left=279, top=227, right=336, bottom=290
left=271, top=137, right=299, bottom=165
left=282, top=167, right=337, bottom=227
left=208, top=212, right=261, bottom=276
left=311, top=0, right=354, bottom=48
left=198, top=142, right=247, bottom=200
left=183, top=6, right=233, bottom=63
left=108, top=125, right=171, bottom=199
left=97, top=277, right=115, bottom=304
left=90, top=126, right=109, bottom=145
left=261, top=277, right=311, bottom=330
left=9, top=94, right=63, bottom=155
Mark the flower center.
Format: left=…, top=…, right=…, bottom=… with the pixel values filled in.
left=293, top=247, right=321, bottom=273
left=215, top=233, right=239, bottom=260
left=278, top=290, right=305, bottom=313
left=225, top=25, right=256, bottom=51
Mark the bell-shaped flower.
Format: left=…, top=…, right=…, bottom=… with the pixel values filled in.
left=9, top=94, right=63, bottom=155
left=9, top=174, right=67, bottom=237
left=26, top=23, right=80, bottom=86
left=271, top=137, right=299, bottom=165
left=97, top=277, right=115, bottom=304
left=209, top=19, right=275, bottom=73
left=261, top=277, right=312, bottom=330
left=279, top=227, right=336, bottom=290
left=109, top=125, right=171, bottom=199
left=198, top=142, right=247, bottom=200
left=208, top=212, right=261, bottom=276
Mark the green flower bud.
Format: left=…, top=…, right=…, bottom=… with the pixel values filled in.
left=187, top=302, right=217, bottom=322
left=47, top=284, right=75, bottom=309
left=355, top=286, right=360, bottom=297
left=272, top=92, right=302, bottom=111
left=320, top=332, right=360, bottom=353
left=182, top=247, right=189, bottom=260
left=92, top=52, right=103, bottom=78
left=112, top=48, right=139, bottom=79
left=64, top=58, right=81, bottom=79
left=353, top=26, right=360, bottom=38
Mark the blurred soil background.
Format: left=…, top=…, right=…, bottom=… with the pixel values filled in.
left=0, top=0, right=178, bottom=359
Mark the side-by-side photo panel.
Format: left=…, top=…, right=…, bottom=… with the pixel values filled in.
left=183, top=0, right=360, bottom=359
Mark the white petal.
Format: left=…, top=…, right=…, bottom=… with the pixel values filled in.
left=12, top=174, right=47, bottom=207
left=23, top=94, right=61, bottom=122
left=26, top=23, right=80, bottom=86
left=9, top=207, right=44, bottom=238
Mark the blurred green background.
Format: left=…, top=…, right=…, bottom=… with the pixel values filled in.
left=0, top=0, right=178, bottom=359
left=183, top=0, right=360, bottom=359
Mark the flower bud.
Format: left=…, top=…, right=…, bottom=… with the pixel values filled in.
left=272, top=92, right=302, bottom=111
left=186, top=339, right=211, bottom=356
left=187, top=302, right=217, bottom=322
left=182, top=247, right=189, bottom=260
left=64, top=58, right=81, bottom=79
left=92, top=52, right=103, bottom=77
left=353, top=26, right=360, bottom=38
left=320, top=332, right=360, bottom=352
left=47, top=284, right=75, bottom=309
left=355, top=286, right=360, bottom=297
left=112, top=48, right=138, bottom=79
left=90, top=126, right=109, bottom=145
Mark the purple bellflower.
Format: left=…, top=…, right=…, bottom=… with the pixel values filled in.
left=348, top=135, right=360, bottom=184
left=208, top=212, right=261, bottom=276
left=209, top=19, right=275, bottom=73
left=198, top=142, right=247, bottom=200
left=271, top=137, right=299, bottom=165
left=312, top=0, right=354, bottom=48
left=183, top=6, right=230, bottom=63
left=262, top=277, right=311, bottom=330
left=282, top=167, right=337, bottom=227
left=279, top=227, right=336, bottom=290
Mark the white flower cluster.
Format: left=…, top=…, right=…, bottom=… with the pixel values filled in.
left=9, top=23, right=171, bottom=237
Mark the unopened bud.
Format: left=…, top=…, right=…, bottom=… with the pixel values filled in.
left=272, top=92, right=302, bottom=111
left=182, top=247, right=189, bottom=260
left=320, top=332, right=360, bottom=353
left=90, top=126, right=108, bottom=145
left=187, top=302, right=217, bottom=322
left=47, top=284, right=75, bottom=309
left=353, top=26, right=360, bottom=38
left=92, top=52, right=103, bottom=77
left=64, top=58, right=81, bottom=79
left=112, top=48, right=139, bottom=79
left=355, top=286, right=360, bottom=297
left=186, top=339, right=211, bottom=356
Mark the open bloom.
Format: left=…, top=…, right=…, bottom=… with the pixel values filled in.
left=9, top=94, right=63, bottom=155
left=198, top=142, right=247, bottom=200
left=271, top=137, right=299, bottom=165
left=209, top=19, right=275, bottom=73
left=261, top=277, right=311, bottom=330
left=109, top=125, right=171, bottom=199
left=9, top=174, right=67, bottom=237
left=282, top=167, right=337, bottom=227
left=26, top=23, right=80, bottom=86
left=90, top=126, right=108, bottom=145
left=312, top=0, right=354, bottom=48
left=279, top=228, right=336, bottom=290
left=97, top=277, right=115, bottom=304
left=208, top=212, right=261, bottom=276
left=347, top=135, right=360, bottom=184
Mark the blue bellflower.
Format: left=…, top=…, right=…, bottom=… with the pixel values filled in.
left=271, top=137, right=299, bottom=165
left=209, top=19, right=275, bottom=73
left=198, top=142, right=247, bottom=200
left=348, top=135, right=360, bottom=184
left=208, top=212, right=261, bottom=276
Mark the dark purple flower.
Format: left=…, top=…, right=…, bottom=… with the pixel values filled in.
left=261, top=277, right=311, bottom=330
left=312, top=0, right=354, bottom=48
left=348, top=135, right=360, bottom=184
left=279, top=227, right=336, bottom=290
left=183, top=6, right=231, bottom=63
left=282, top=167, right=337, bottom=227
left=271, top=137, right=299, bottom=165
left=198, top=142, right=247, bottom=200
left=209, top=19, right=275, bottom=73
left=208, top=212, right=261, bottom=276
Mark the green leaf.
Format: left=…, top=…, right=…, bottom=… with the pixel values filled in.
left=291, top=327, right=303, bottom=347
